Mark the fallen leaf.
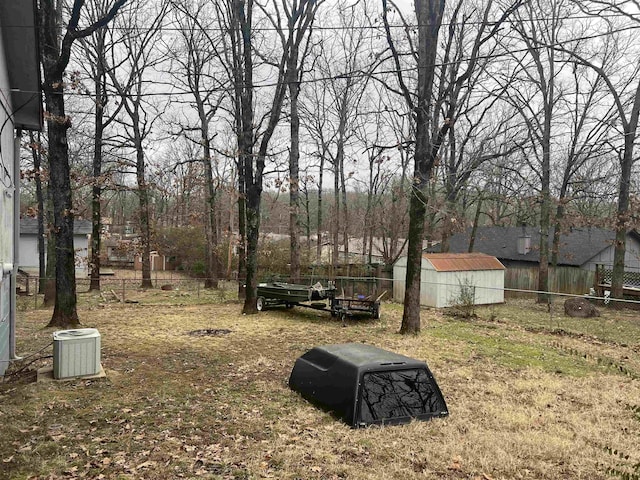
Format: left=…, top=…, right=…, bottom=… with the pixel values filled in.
left=448, top=456, right=462, bottom=472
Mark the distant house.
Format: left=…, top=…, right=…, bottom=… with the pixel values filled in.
left=134, top=251, right=176, bottom=272
left=0, top=1, right=43, bottom=377
left=319, top=237, right=430, bottom=265
left=429, top=226, right=640, bottom=272
left=104, top=237, right=135, bottom=267
left=393, top=253, right=505, bottom=308
left=19, top=218, right=92, bottom=275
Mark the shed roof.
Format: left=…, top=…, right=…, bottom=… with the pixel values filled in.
left=20, top=217, right=92, bottom=235
left=423, top=253, right=505, bottom=272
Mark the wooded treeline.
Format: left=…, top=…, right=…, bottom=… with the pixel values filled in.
left=24, top=0, right=640, bottom=331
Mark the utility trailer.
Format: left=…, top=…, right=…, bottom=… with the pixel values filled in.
left=330, top=291, right=387, bottom=321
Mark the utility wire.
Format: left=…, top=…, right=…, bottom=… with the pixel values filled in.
left=17, top=19, right=640, bottom=100
left=1, top=11, right=638, bottom=31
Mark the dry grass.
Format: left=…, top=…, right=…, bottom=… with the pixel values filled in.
left=2, top=288, right=639, bottom=480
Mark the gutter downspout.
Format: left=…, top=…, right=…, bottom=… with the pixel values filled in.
left=10, top=128, right=22, bottom=361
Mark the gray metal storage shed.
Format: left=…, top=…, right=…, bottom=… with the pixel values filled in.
left=393, top=253, right=505, bottom=308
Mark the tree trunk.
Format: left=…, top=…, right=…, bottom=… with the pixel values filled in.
left=537, top=95, right=553, bottom=303
left=468, top=194, right=483, bottom=252
left=316, top=155, right=324, bottom=263
left=243, top=182, right=261, bottom=313
left=551, top=202, right=564, bottom=267
left=610, top=135, right=635, bottom=301
left=236, top=161, right=247, bottom=298
left=89, top=72, right=105, bottom=291
left=332, top=165, right=340, bottom=268
left=288, top=58, right=301, bottom=283
left=39, top=0, right=125, bottom=325
left=610, top=82, right=640, bottom=302
left=199, top=104, right=220, bottom=289
left=30, top=132, right=47, bottom=294
left=134, top=121, right=153, bottom=289
left=401, top=178, right=428, bottom=334
left=399, top=0, right=446, bottom=335
left=43, top=73, right=79, bottom=327
left=43, top=185, right=56, bottom=306
left=337, top=131, right=349, bottom=263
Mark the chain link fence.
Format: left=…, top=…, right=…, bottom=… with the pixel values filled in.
left=15, top=268, right=640, bottom=312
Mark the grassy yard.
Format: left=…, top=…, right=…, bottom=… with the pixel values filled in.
left=1, top=285, right=639, bottom=480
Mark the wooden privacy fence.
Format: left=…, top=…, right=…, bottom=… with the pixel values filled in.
left=505, top=266, right=595, bottom=297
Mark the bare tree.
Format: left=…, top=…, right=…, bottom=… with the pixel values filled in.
left=39, top=0, right=126, bottom=327
left=501, top=0, right=570, bottom=302
left=106, top=0, right=169, bottom=288
left=352, top=84, right=408, bottom=265
left=557, top=12, right=640, bottom=301
left=260, top=0, right=324, bottom=283
left=383, top=0, right=522, bottom=333
left=302, top=1, right=377, bottom=267
left=214, top=0, right=322, bottom=312
left=76, top=0, right=126, bottom=291
left=167, top=0, right=229, bottom=288
left=550, top=62, right=612, bottom=265
left=300, top=76, right=333, bottom=263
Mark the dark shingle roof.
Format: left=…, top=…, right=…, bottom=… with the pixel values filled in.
left=429, top=226, right=636, bottom=267
left=20, top=218, right=92, bottom=235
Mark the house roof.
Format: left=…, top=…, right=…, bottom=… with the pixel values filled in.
left=20, top=218, right=92, bottom=235
left=0, top=0, right=42, bottom=130
left=339, top=237, right=429, bottom=258
left=423, top=252, right=505, bottom=272
left=430, top=226, right=638, bottom=267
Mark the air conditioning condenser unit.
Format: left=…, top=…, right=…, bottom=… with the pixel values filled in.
left=53, top=328, right=102, bottom=379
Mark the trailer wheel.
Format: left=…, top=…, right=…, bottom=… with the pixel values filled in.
left=285, top=302, right=295, bottom=309
left=373, top=306, right=381, bottom=320
left=256, top=296, right=266, bottom=311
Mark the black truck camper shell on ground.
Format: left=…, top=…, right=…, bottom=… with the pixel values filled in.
left=288, top=343, right=449, bottom=428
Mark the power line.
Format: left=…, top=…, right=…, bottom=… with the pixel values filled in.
left=16, top=21, right=640, bottom=99
left=1, top=11, right=638, bottom=32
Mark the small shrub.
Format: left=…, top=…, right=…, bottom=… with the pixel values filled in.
left=448, top=278, right=476, bottom=319
left=191, top=260, right=206, bottom=277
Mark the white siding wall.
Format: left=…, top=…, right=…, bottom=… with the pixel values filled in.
left=394, top=256, right=505, bottom=308
left=0, top=22, right=12, bottom=270
left=18, top=236, right=39, bottom=268
left=420, top=266, right=438, bottom=307
left=583, top=237, right=640, bottom=272
left=18, top=235, right=90, bottom=274
left=392, top=256, right=407, bottom=301
left=0, top=24, right=14, bottom=376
